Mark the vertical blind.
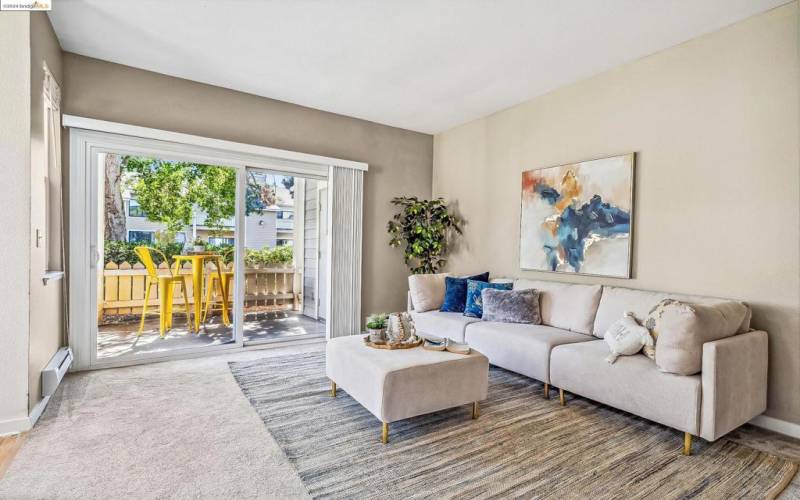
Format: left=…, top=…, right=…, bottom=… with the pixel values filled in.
left=327, top=166, right=363, bottom=338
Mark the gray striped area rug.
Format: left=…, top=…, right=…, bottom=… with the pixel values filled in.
left=230, top=352, right=797, bottom=499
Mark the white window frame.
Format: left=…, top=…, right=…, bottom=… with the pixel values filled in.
left=66, top=116, right=366, bottom=370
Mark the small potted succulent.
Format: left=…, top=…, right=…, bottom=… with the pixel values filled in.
left=366, top=313, right=388, bottom=342
left=192, top=238, right=205, bottom=253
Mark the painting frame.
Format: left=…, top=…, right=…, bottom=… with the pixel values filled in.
left=518, top=152, right=635, bottom=279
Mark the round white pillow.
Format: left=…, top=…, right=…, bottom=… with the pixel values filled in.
left=603, top=312, right=653, bottom=364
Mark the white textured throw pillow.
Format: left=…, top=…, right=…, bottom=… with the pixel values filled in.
left=603, top=312, right=653, bottom=364
left=408, top=273, right=449, bottom=312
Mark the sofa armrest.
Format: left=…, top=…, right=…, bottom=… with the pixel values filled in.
left=407, top=291, right=415, bottom=312
left=699, top=330, right=768, bottom=441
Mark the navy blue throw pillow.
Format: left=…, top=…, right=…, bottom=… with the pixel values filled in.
left=439, top=272, right=490, bottom=313
left=464, top=280, right=513, bottom=318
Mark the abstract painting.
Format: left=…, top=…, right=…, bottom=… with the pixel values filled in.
left=520, top=153, right=634, bottom=278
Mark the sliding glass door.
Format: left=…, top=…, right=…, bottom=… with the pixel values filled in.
left=90, top=149, right=243, bottom=365
left=240, top=167, right=328, bottom=344
left=68, top=123, right=361, bottom=370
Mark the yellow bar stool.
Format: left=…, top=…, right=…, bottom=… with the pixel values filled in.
left=202, top=250, right=233, bottom=326
left=134, top=246, right=194, bottom=337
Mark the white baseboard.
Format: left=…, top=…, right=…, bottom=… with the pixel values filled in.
left=0, top=416, right=31, bottom=437
left=750, top=414, right=800, bottom=439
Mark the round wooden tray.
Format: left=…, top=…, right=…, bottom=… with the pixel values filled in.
left=363, top=335, right=423, bottom=350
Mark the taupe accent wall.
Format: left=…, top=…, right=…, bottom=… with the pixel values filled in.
left=433, top=4, right=800, bottom=423
left=62, top=53, right=433, bottom=323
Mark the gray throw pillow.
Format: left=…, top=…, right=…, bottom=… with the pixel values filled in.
left=480, top=288, right=541, bottom=324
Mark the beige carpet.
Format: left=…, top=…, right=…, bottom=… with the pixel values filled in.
left=0, top=344, right=319, bottom=499
left=1, top=342, right=798, bottom=499
left=231, top=352, right=798, bottom=499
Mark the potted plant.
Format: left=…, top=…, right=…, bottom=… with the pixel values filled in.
left=192, top=238, right=205, bottom=253
left=387, top=197, right=462, bottom=274
left=366, top=313, right=388, bottom=342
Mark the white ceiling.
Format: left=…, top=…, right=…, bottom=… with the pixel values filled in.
left=49, top=0, right=788, bottom=134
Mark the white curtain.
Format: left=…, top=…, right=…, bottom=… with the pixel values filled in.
left=327, top=166, right=363, bottom=338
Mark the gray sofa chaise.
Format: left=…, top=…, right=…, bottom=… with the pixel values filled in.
left=409, top=279, right=768, bottom=455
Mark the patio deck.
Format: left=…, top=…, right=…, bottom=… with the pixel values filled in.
left=97, top=311, right=325, bottom=360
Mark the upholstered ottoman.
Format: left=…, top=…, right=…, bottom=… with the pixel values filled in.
left=326, top=335, right=489, bottom=443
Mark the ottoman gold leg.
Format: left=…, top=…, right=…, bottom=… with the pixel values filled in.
left=381, top=422, right=389, bottom=444
left=544, top=383, right=550, bottom=399
left=330, top=381, right=336, bottom=397
left=559, top=388, right=566, bottom=406
left=472, top=401, right=480, bottom=419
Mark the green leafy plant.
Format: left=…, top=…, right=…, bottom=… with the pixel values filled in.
left=192, top=238, right=205, bottom=247
left=104, top=240, right=184, bottom=266
left=122, top=156, right=268, bottom=239
left=387, top=197, right=462, bottom=274
left=366, top=313, right=388, bottom=330
left=243, top=245, right=294, bottom=267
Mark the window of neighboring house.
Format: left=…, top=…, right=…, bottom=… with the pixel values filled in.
left=276, top=239, right=293, bottom=246
left=127, top=199, right=146, bottom=217
left=277, top=210, right=293, bottom=220
left=175, top=233, right=187, bottom=244
left=208, top=236, right=234, bottom=246
left=128, top=230, right=155, bottom=243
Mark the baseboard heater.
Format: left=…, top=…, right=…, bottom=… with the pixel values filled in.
left=42, top=347, right=73, bottom=398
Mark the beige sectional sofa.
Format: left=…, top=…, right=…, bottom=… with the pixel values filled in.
left=409, top=279, right=768, bottom=454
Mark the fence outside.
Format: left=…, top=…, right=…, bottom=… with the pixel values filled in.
left=99, top=261, right=301, bottom=321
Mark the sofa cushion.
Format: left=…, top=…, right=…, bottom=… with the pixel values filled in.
left=481, top=288, right=541, bottom=324
left=513, top=279, right=602, bottom=334
left=550, top=340, right=701, bottom=434
left=440, top=272, right=490, bottom=313
left=464, top=322, right=594, bottom=382
left=410, top=310, right=480, bottom=343
left=592, top=286, right=751, bottom=338
left=603, top=312, right=653, bottom=364
left=646, top=299, right=749, bottom=375
left=408, top=273, right=449, bottom=312
left=464, top=280, right=513, bottom=318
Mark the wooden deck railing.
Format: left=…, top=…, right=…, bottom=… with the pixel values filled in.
left=100, top=261, right=301, bottom=319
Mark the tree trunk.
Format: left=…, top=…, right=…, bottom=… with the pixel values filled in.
left=104, top=154, right=127, bottom=241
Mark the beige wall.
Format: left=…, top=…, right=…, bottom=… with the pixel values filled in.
left=28, top=12, right=65, bottom=413
left=434, top=4, right=800, bottom=424
left=0, top=12, right=32, bottom=432
left=62, top=53, right=433, bottom=321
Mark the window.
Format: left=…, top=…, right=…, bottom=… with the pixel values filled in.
left=174, top=232, right=187, bottom=244
left=43, top=63, right=63, bottom=273
left=208, top=236, right=234, bottom=246
left=128, top=230, right=154, bottom=243
left=276, top=239, right=293, bottom=247
left=277, top=210, right=293, bottom=220
left=127, top=199, right=146, bottom=217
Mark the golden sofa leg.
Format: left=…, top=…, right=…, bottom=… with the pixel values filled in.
left=381, top=422, right=389, bottom=444
left=543, top=383, right=550, bottom=399
left=330, top=381, right=336, bottom=398
left=472, top=401, right=480, bottom=419
left=559, top=388, right=566, bottom=406
left=683, top=432, right=693, bottom=456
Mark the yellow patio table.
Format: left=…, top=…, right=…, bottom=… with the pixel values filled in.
left=172, top=253, right=230, bottom=331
